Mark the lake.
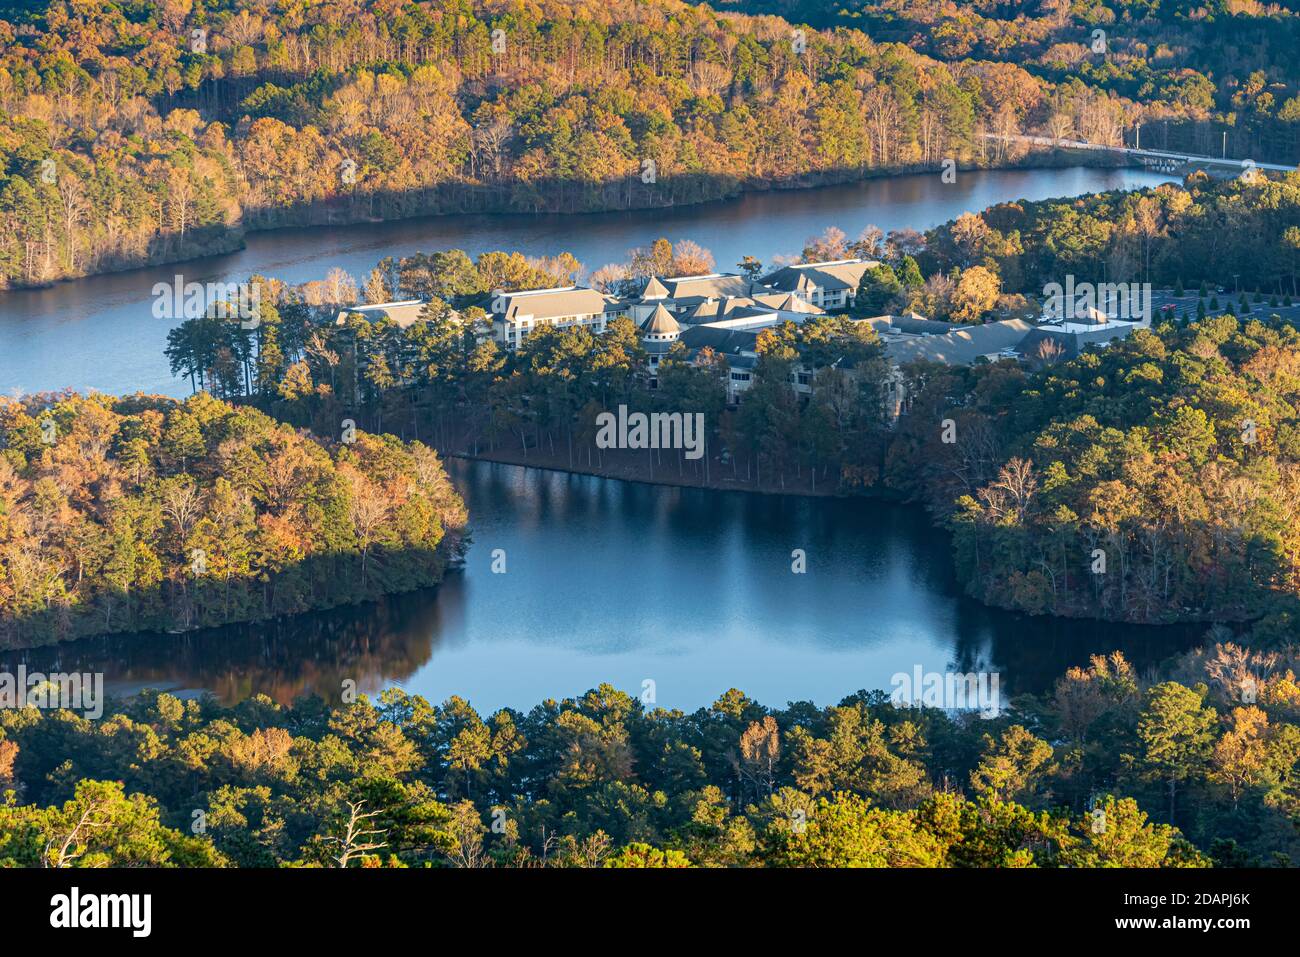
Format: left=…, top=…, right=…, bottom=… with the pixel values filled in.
left=0, top=166, right=1174, bottom=399
left=0, top=165, right=1193, bottom=713
left=0, top=459, right=1201, bottom=714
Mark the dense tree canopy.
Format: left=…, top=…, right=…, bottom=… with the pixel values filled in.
left=0, top=0, right=1219, bottom=287
left=737, top=0, right=1300, bottom=165
left=0, top=391, right=466, bottom=645
left=5, top=644, right=1300, bottom=867
left=887, top=310, right=1300, bottom=632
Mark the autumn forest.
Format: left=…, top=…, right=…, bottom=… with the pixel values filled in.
left=2, top=0, right=1300, bottom=889
left=4, top=0, right=1294, bottom=287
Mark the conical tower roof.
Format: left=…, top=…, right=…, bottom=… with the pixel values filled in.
left=640, top=303, right=681, bottom=336
left=640, top=276, right=670, bottom=299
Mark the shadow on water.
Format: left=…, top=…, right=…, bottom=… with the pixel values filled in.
left=0, top=579, right=466, bottom=705
left=1, top=460, right=1204, bottom=711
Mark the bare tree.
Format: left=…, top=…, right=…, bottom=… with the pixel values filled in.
left=325, top=800, right=389, bottom=868
left=168, top=168, right=195, bottom=238
left=1047, top=110, right=1074, bottom=142
left=346, top=470, right=391, bottom=583
left=671, top=240, right=715, bottom=276
left=804, top=226, right=848, bottom=262
left=947, top=416, right=1000, bottom=492
left=1205, top=642, right=1279, bottom=705
left=979, top=457, right=1038, bottom=523
left=589, top=263, right=630, bottom=294
left=733, top=716, right=781, bottom=798
left=58, top=174, right=86, bottom=271
left=471, top=114, right=512, bottom=181
left=323, top=267, right=359, bottom=305
left=575, top=831, right=613, bottom=868
left=305, top=331, right=340, bottom=391
left=160, top=478, right=205, bottom=543
left=43, top=802, right=107, bottom=868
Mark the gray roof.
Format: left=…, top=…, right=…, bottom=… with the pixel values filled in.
left=885, top=319, right=1035, bottom=366
left=489, top=286, right=618, bottom=321
left=678, top=325, right=762, bottom=358
left=640, top=304, right=681, bottom=336
left=659, top=273, right=755, bottom=299
left=679, top=298, right=750, bottom=322
left=1018, top=321, right=1136, bottom=361
left=679, top=292, right=827, bottom=327
left=857, top=313, right=963, bottom=337
left=760, top=259, right=880, bottom=294
left=639, top=276, right=670, bottom=299
left=752, top=291, right=823, bottom=314
left=335, top=299, right=431, bottom=329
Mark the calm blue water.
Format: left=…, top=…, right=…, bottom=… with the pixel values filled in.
left=1, top=460, right=1199, bottom=713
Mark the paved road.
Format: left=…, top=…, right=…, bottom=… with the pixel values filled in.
left=982, top=133, right=1296, bottom=173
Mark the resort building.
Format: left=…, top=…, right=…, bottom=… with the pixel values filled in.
left=335, top=299, right=431, bottom=329
left=758, top=259, right=881, bottom=311
left=333, top=265, right=1147, bottom=416
left=640, top=304, right=683, bottom=387
left=630, top=266, right=867, bottom=323
left=677, top=325, right=763, bottom=403
left=486, top=286, right=626, bottom=349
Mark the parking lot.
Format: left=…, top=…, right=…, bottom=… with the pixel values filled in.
left=1149, top=286, right=1300, bottom=325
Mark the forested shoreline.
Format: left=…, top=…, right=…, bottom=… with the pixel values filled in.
left=0, top=151, right=1125, bottom=291
left=3, top=160, right=1298, bottom=646
left=0, top=0, right=1272, bottom=288
left=0, top=392, right=467, bottom=648
left=6, top=176, right=1298, bottom=641
left=2, top=644, right=1299, bottom=867
left=6, top=0, right=1300, bottom=887
left=139, top=173, right=1300, bottom=634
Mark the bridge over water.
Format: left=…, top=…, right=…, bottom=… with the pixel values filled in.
left=982, top=133, right=1296, bottom=177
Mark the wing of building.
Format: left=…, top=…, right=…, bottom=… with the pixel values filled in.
left=758, top=259, right=880, bottom=311
left=334, top=299, right=434, bottom=328
left=883, top=318, right=1036, bottom=366
left=486, top=286, right=626, bottom=349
